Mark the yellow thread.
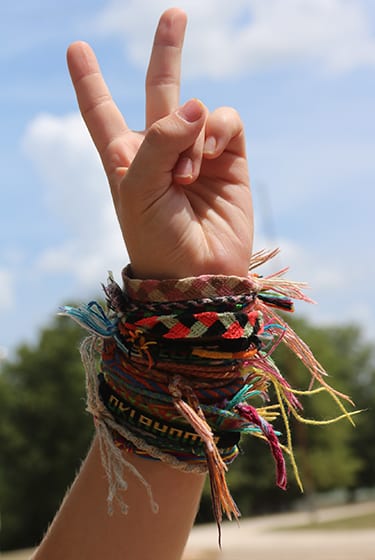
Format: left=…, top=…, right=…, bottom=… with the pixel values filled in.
left=289, top=386, right=329, bottom=396
left=254, top=365, right=359, bottom=428
left=289, top=407, right=362, bottom=426
left=285, top=383, right=359, bottom=427
left=328, top=390, right=357, bottom=427
left=256, top=406, right=280, bottom=422
left=273, top=381, right=304, bottom=492
left=123, top=327, right=157, bottom=368
left=259, top=367, right=362, bottom=492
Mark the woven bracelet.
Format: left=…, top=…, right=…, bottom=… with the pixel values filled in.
left=62, top=249, right=358, bottom=541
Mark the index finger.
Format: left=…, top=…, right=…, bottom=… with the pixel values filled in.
left=67, top=41, right=129, bottom=156
left=145, top=8, right=187, bottom=128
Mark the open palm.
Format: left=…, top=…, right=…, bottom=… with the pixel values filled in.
left=67, top=8, right=253, bottom=279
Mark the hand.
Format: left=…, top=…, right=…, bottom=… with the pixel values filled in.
left=67, top=8, right=253, bottom=279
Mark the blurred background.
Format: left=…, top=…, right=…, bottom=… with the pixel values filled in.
left=1, top=0, right=374, bottom=554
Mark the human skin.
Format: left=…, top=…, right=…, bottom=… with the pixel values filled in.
left=33, top=8, right=253, bottom=560
left=65, top=9, right=253, bottom=279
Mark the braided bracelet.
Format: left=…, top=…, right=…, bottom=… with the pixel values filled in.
left=62, top=249, right=357, bottom=542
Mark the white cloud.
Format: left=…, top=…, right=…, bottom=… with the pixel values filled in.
left=250, top=134, right=375, bottom=221
left=22, top=112, right=127, bottom=290
left=23, top=113, right=106, bottom=231
left=253, top=234, right=343, bottom=291
left=0, top=269, right=14, bottom=311
left=252, top=234, right=372, bottom=331
left=91, top=0, right=375, bottom=78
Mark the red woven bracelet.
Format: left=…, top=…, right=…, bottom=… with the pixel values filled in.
left=62, top=249, right=358, bottom=542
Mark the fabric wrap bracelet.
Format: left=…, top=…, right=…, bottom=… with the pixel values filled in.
left=62, top=249, right=357, bottom=540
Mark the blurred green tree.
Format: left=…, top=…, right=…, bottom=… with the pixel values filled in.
left=1, top=312, right=374, bottom=548
left=199, top=317, right=374, bottom=519
left=0, top=315, right=93, bottom=550
left=325, top=324, right=375, bottom=493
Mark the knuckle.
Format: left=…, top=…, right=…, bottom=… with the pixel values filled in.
left=219, top=106, right=242, bottom=123
left=208, top=106, right=243, bottom=130
left=147, top=120, right=165, bottom=141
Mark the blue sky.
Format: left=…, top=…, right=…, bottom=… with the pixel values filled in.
left=1, top=0, right=375, bottom=358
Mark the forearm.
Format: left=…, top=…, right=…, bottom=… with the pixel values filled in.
left=37, top=10, right=245, bottom=560
left=33, top=436, right=205, bottom=560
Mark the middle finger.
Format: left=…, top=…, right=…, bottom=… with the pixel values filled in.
left=145, top=8, right=187, bottom=128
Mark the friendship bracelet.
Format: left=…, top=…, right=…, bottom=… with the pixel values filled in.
left=99, top=373, right=241, bottom=451
left=62, top=249, right=358, bottom=543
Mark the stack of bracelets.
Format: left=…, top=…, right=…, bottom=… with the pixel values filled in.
left=62, top=249, right=357, bottom=542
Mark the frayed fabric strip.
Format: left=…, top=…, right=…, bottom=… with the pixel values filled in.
left=61, top=249, right=357, bottom=540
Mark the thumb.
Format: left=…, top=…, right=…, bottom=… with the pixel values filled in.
left=121, top=99, right=206, bottom=202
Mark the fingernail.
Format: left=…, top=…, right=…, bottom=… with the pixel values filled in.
left=204, top=136, right=216, bottom=154
left=174, top=156, right=193, bottom=178
left=177, top=99, right=204, bottom=123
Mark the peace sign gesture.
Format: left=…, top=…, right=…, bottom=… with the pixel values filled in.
left=67, top=8, right=253, bottom=280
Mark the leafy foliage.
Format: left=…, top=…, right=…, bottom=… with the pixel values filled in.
left=199, top=317, right=375, bottom=519
left=0, top=315, right=93, bottom=550
left=1, top=314, right=374, bottom=549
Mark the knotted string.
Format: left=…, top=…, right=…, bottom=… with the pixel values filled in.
left=61, top=249, right=358, bottom=542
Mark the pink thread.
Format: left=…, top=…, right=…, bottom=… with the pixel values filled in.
left=237, top=403, right=287, bottom=489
